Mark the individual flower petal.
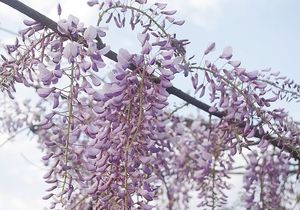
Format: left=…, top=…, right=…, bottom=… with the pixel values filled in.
left=166, top=16, right=175, bottom=23
left=42, top=193, right=54, bottom=200
left=23, top=19, right=38, bottom=26
left=84, top=25, right=97, bottom=41
left=192, top=73, right=198, bottom=89
left=247, top=128, right=256, bottom=138
left=87, top=0, right=98, bottom=6
left=208, top=106, right=217, bottom=113
left=53, top=92, right=60, bottom=109
left=135, top=0, right=147, bottom=4
left=57, top=3, right=62, bottom=16
left=79, top=60, right=91, bottom=72
left=93, top=92, right=104, bottom=101
left=204, top=42, right=215, bottom=55
left=63, top=42, right=79, bottom=60
left=57, top=19, right=69, bottom=34
left=97, top=27, right=107, bottom=37
left=160, top=69, right=173, bottom=77
left=99, top=45, right=111, bottom=55
left=138, top=33, right=150, bottom=46
left=199, top=86, right=206, bottom=97
left=245, top=71, right=258, bottom=80
left=141, top=41, right=152, bottom=54
left=43, top=169, right=54, bottom=179
left=229, top=60, right=241, bottom=67
left=46, top=185, right=57, bottom=192
left=37, top=87, right=55, bottom=98
left=220, top=46, right=233, bottom=60
left=161, top=10, right=177, bottom=15
left=53, top=69, right=62, bottom=78
left=173, top=20, right=185, bottom=25
left=67, top=14, right=79, bottom=26
left=117, top=48, right=132, bottom=68
left=38, top=64, right=53, bottom=83
left=90, top=74, right=102, bottom=86
left=266, top=95, right=278, bottom=102
left=42, top=152, right=54, bottom=161
left=86, top=148, right=101, bottom=158
left=155, top=3, right=167, bottom=10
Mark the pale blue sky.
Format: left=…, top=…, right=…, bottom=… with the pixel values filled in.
left=0, top=0, right=300, bottom=209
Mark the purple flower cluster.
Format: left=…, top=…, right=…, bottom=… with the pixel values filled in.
left=243, top=150, right=290, bottom=209
left=160, top=116, right=233, bottom=209
left=0, top=0, right=299, bottom=210
left=189, top=43, right=300, bottom=159
left=0, top=1, right=190, bottom=208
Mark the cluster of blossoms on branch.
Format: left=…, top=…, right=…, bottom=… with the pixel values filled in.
left=189, top=42, right=300, bottom=157
left=0, top=0, right=300, bottom=209
left=243, top=150, right=291, bottom=209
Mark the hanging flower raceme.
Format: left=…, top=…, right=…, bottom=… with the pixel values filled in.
left=159, top=116, right=234, bottom=209
left=36, top=46, right=177, bottom=209
left=187, top=43, right=300, bottom=160
left=243, top=149, right=291, bottom=209
left=32, top=11, right=186, bottom=205
left=0, top=1, right=189, bottom=208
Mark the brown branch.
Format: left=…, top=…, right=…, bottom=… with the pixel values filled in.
left=0, top=0, right=299, bottom=160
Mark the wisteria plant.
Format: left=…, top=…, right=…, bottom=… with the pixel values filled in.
left=0, top=0, right=299, bottom=209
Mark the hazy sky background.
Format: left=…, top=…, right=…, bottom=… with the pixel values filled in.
left=0, top=0, right=300, bottom=209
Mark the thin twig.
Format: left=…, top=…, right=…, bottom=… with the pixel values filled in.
left=168, top=102, right=189, bottom=118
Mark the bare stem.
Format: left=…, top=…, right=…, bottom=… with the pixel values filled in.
left=61, top=64, right=75, bottom=203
